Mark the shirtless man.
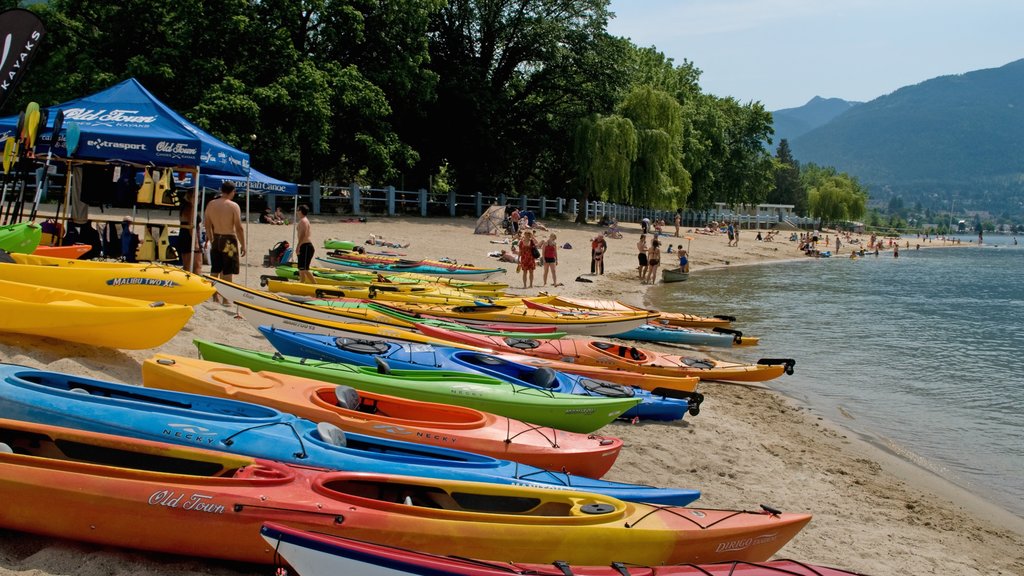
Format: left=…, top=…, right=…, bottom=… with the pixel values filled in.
left=296, top=204, right=315, bottom=285
left=204, top=181, right=246, bottom=304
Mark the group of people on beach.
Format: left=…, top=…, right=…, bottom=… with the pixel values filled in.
left=497, top=229, right=562, bottom=288
left=259, top=206, right=288, bottom=225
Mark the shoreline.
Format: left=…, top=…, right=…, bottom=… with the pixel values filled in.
left=2, top=211, right=1022, bottom=575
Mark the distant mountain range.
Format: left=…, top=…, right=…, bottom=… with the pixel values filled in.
left=772, top=59, right=1024, bottom=217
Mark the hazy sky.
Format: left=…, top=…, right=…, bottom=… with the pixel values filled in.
left=606, top=0, right=1024, bottom=111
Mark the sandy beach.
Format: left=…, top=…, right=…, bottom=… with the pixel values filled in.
left=2, top=209, right=1022, bottom=576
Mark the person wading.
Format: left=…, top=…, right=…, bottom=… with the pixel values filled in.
left=204, top=181, right=247, bottom=305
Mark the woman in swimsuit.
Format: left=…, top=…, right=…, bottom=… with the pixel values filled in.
left=645, top=239, right=661, bottom=284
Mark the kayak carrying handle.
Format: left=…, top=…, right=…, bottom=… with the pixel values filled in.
left=650, top=389, right=704, bottom=416
left=712, top=327, right=744, bottom=343
left=757, top=358, right=796, bottom=375
left=221, top=421, right=308, bottom=459
left=713, top=314, right=737, bottom=322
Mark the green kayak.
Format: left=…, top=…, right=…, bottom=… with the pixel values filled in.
left=322, top=238, right=357, bottom=251
left=0, top=222, right=42, bottom=254
left=194, top=339, right=639, bottom=433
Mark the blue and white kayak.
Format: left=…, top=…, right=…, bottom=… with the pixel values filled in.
left=0, top=363, right=699, bottom=505
left=611, top=323, right=757, bottom=348
left=259, top=326, right=693, bottom=421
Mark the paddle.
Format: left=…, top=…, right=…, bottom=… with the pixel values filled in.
left=28, top=109, right=63, bottom=222
left=0, top=135, right=17, bottom=224
left=1, top=110, right=26, bottom=225
left=54, top=121, right=81, bottom=226
left=12, top=105, right=47, bottom=222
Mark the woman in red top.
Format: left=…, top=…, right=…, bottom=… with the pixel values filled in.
left=542, top=233, right=562, bottom=287
left=518, top=230, right=538, bottom=288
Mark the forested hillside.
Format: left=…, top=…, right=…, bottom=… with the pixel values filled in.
left=790, top=59, right=1024, bottom=216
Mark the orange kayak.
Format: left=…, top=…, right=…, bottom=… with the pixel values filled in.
left=0, top=418, right=811, bottom=565
left=417, top=324, right=795, bottom=383
left=142, top=354, right=623, bottom=478
left=32, top=243, right=91, bottom=259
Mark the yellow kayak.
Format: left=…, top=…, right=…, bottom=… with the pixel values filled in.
left=530, top=294, right=734, bottom=329
left=275, top=264, right=509, bottom=293
left=265, top=279, right=521, bottom=306
left=4, top=253, right=215, bottom=306
left=0, top=278, right=193, bottom=349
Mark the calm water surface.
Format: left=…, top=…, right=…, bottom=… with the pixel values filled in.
left=648, top=236, right=1024, bottom=517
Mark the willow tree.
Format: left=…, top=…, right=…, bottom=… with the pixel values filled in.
left=617, top=86, right=690, bottom=209
left=807, top=175, right=868, bottom=226
left=573, top=114, right=637, bottom=222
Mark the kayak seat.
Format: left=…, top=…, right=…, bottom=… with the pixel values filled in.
left=0, top=443, right=12, bottom=454
left=335, top=385, right=361, bottom=411
left=505, top=338, right=540, bottom=350
left=531, top=367, right=559, bottom=389
left=317, top=422, right=347, bottom=447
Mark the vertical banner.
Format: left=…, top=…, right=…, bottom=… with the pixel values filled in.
left=0, top=8, right=46, bottom=112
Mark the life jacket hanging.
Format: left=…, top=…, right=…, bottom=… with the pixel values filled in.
left=137, top=167, right=155, bottom=204
left=155, top=169, right=175, bottom=206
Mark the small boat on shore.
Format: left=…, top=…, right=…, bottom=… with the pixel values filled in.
left=662, top=267, right=689, bottom=283
left=0, top=222, right=41, bottom=254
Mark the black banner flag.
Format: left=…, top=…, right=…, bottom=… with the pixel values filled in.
left=0, top=8, right=45, bottom=112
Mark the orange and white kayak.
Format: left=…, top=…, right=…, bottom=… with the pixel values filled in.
left=141, top=354, right=623, bottom=478
left=528, top=295, right=735, bottom=329
left=416, top=324, right=795, bottom=383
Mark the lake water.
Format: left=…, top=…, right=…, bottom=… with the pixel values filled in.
left=648, top=235, right=1024, bottom=518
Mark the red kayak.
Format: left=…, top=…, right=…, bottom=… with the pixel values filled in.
left=262, top=522, right=865, bottom=576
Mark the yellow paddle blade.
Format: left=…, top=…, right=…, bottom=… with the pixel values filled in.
left=2, top=138, right=16, bottom=174
left=26, top=110, right=40, bottom=147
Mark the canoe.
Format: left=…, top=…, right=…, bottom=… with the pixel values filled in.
left=611, top=323, right=759, bottom=348
left=259, top=327, right=695, bottom=420
left=262, top=523, right=855, bottom=576
left=529, top=295, right=735, bottom=329
left=318, top=255, right=507, bottom=280
left=3, top=253, right=215, bottom=305
left=232, top=300, right=703, bottom=396
left=0, top=278, right=192, bottom=349
left=275, top=264, right=510, bottom=292
left=0, top=363, right=696, bottom=505
left=417, top=324, right=796, bottom=383
left=142, top=354, right=624, bottom=477
left=0, top=222, right=41, bottom=254
left=370, top=300, right=657, bottom=337
left=32, top=243, right=91, bottom=259
left=662, top=268, right=689, bottom=283
left=193, top=338, right=645, bottom=434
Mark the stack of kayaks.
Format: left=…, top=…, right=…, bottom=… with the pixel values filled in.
left=142, top=353, right=624, bottom=476
left=191, top=339, right=645, bottom=433
left=255, top=326, right=697, bottom=420
left=274, top=263, right=510, bottom=292
left=415, top=323, right=795, bottom=384
left=0, top=363, right=696, bottom=505
left=319, top=252, right=507, bottom=280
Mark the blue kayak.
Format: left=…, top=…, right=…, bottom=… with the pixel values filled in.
left=611, top=323, right=740, bottom=347
left=0, top=363, right=699, bottom=505
left=259, top=326, right=692, bottom=421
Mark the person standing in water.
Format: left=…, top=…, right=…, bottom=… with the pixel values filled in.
left=296, top=204, right=315, bottom=285
left=204, top=181, right=246, bottom=305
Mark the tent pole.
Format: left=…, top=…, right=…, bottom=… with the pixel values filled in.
left=193, top=167, right=201, bottom=275
left=292, top=193, right=297, bottom=258
left=244, top=172, right=251, bottom=286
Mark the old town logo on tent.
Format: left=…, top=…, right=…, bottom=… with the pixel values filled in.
left=0, top=8, right=45, bottom=111
left=62, top=108, right=159, bottom=125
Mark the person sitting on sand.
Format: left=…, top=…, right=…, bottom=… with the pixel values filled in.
left=273, top=206, right=287, bottom=225
left=367, top=234, right=409, bottom=249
